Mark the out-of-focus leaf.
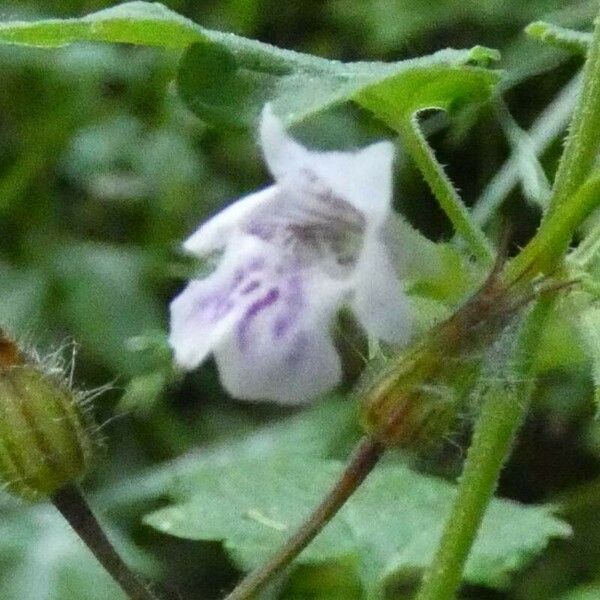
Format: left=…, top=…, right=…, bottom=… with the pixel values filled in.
left=144, top=454, right=570, bottom=596
left=558, top=585, right=600, bottom=600
left=281, top=559, right=363, bottom=600
left=0, top=264, right=49, bottom=336
left=330, top=0, right=576, bottom=54
left=118, top=372, right=168, bottom=414
left=0, top=502, right=153, bottom=600
left=51, top=242, right=164, bottom=376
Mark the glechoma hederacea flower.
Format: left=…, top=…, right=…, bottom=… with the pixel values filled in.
left=169, top=105, right=413, bottom=403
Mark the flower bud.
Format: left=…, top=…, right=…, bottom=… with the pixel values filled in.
left=359, top=269, right=518, bottom=449
left=359, top=344, right=477, bottom=449
left=0, top=333, right=97, bottom=501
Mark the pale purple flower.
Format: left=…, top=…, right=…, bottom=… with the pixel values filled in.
left=169, top=106, right=412, bottom=403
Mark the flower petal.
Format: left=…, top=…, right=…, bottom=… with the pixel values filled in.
left=213, top=270, right=346, bottom=404
left=302, top=141, right=395, bottom=225
left=183, top=186, right=278, bottom=256
left=260, top=106, right=394, bottom=227
left=260, top=104, right=309, bottom=181
left=169, top=236, right=277, bottom=369
left=352, top=236, right=413, bottom=345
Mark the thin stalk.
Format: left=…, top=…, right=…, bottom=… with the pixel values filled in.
left=223, top=437, right=384, bottom=600
left=549, top=13, right=600, bottom=213
left=397, top=114, right=494, bottom=265
left=52, top=484, right=162, bottom=600
left=415, top=300, right=550, bottom=600
left=472, top=74, right=580, bottom=226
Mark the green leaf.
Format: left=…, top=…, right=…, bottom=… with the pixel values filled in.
left=281, top=560, right=363, bottom=600
left=0, top=502, right=153, bottom=600
left=51, top=242, right=164, bottom=376
left=178, top=44, right=500, bottom=128
left=0, top=2, right=206, bottom=48
left=389, top=216, right=477, bottom=307
left=0, top=3, right=500, bottom=129
left=0, top=264, right=49, bottom=336
left=144, top=454, right=570, bottom=596
left=118, top=371, right=169, bottom=414
left=526, top=21, right=592, bottom=56
left=354, top=50, right=499, bottom=127
left=96, top=396, right=361, bottom=510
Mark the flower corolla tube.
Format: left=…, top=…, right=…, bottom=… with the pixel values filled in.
left=169, top=106, right=412, bottom=403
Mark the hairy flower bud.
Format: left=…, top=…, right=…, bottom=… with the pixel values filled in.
left=0, top=333, right=97, bottom=500
left=359, top=344, right=476, bottom=449
left=360, top=267, right=523, bottom=448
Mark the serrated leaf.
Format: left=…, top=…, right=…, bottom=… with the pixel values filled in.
left=144, top=454, right=570, bottom=597
left=97, top=396, right=361, bottom=510
left=0, top=3, right=500, bottom=129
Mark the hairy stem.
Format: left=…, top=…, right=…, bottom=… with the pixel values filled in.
left=397, top=114, right=494, bottom=264
left=52, top=484, right=162, bottom=600
left=223, top=437, right=384, bottom=600
left=415, top=299, right=550, bottom=600
left=417, top=9, right=600, bottom=600
left=224, top=15, right=600, bottom=600
left=549, top=13, right=600, bottom=213
left=505, top=173, right=600, bottom=283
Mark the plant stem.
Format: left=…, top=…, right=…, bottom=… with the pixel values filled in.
left=570, top=216, right=600, bottom=267
left=223, top=437, right=384, bottom=600
left=397, top=114, right=494, bottom=265
left=472, top=75, right=579, bottom=226
left=224, top=16, right=600, bottom=600
left=52, top=484, right=162, bottom=600
left=416, top=9, right=600, bottom=599
left=505, top=173, right=600, bottom=283
left=549, top=13, right=600, bottom=213
left=415, top=299, right=550, bottom=600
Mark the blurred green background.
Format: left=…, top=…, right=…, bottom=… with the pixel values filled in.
left=1, top=1, right=600, bottom=599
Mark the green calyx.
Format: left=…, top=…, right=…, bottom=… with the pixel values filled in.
left=0, top=365, right=97, bottom=501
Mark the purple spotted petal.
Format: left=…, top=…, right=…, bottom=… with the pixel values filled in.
left=204, top=266, right=345, bottom=403
left=169, top=108, right=412, bottom=404
left=169, top=237, right=274, bottom=369
left=213, top=275, right=342, bottom=403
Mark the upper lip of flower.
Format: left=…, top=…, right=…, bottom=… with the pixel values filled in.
left=169, top=104, right=412, bottom=404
